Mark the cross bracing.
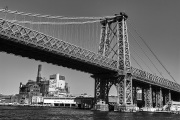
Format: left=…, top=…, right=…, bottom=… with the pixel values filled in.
left=0, top=17, right=180, bottom=93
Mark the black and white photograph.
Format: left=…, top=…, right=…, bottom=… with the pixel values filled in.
left=0, top=0, right=179, bottom=119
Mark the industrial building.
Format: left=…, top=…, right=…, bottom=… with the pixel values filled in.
left=18, top=65, right=70, bottom=104
left=49, top=73, right=69, bottom=97
left=43, top=97, right=76, bottom=107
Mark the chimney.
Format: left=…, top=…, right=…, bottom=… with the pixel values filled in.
left=36, top=64, right=42, bottom=83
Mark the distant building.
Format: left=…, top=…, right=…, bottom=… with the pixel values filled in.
left=49, top=73, right=70, bottom=97
left=19, top=65, right=48, bottom=104
left=43, top=97, right=76, bottom=107
left=32, top=96, right=43, bottom=104
left=10, top=94, right=19, bottom=103
left=38, top=80, right=49, bottom=97
left=74, top=97, right=94, bottom=109
left=18, top=65, right=70, bottom=104
left=19, top=80, right=41, bottom=104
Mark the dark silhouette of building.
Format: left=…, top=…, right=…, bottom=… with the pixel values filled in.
left=18, top=64, right=70, bottom=104
left=19, top=65, right=49, bottom=104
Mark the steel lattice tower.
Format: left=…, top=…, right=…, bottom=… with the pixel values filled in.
left=93, top=12, right=133, bottom=109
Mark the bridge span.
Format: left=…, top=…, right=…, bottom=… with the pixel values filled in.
left=0, top=11, right=180, bottom=111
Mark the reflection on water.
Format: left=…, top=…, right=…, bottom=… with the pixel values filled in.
left=0, top=106, right=180, bottom=120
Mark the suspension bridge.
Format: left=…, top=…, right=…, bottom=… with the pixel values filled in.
left=0, top=8, right=179, bottom=111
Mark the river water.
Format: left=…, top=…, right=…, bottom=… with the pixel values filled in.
left=0, top=106, right=180, bottom=120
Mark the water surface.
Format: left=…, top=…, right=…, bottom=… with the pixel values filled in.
left=0, top=106, right=180, bottom=120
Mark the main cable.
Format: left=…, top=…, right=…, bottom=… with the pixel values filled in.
left=130, top=54, right=143, bottom=70
left=129, top=45, right=154, bottom=74
left=0, top=8, right=113, bottom=20
left=129, top=30, right=164, bottom=78
left=128, top=21, right=177, bottom=83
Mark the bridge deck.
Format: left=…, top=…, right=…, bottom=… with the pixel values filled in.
left=0, top=18, right=179, bottom=92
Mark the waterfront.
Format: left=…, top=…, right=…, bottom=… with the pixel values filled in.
left=0, top=106, right=180, bottom=120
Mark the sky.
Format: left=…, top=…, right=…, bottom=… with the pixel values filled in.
left=0, top=0, right=179, bottom=96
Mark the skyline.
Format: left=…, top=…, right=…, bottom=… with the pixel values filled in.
left=0, top=0, right=179, bottom=96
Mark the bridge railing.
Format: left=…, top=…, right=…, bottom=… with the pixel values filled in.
left=0, top=18, right=118, bottom=71
left=131, top=67, right=180, bottom=92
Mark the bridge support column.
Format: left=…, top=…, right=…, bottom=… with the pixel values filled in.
left=152, top=87, right=156, bottom=107
left=164, top=90, right=170, bottom=105
left=160, top=88, right=163, bottom=107
left=132, top=85, right=137, bottom=106
left=114, top=74, right=135, bottom=112
left=144, top=85, right=152, bottom=108
left=156, top=88, right=163, bottom=108
left=118, top=74, right=133, bottom=105
left=169, top=90, right=171, bottom=102
left=156, top=87, right=158, bottom=107
left=93, top=76, right=109, bottom=111
left=142, top=87, right=145, bottom=107
left=93, top=73, right=135, bottom=112
left=94, top=77, right=109, bottom=104
left=146, top=85, right=152, bottom=108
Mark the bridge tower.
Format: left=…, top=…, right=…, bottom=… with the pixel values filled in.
left=93, top=12, right=134, bottom=111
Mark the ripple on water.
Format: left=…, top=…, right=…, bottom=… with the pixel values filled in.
left=0, top=106, right=180, bottom=120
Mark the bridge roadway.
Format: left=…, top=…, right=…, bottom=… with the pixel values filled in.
left=0, top=18, right=179, bottom=93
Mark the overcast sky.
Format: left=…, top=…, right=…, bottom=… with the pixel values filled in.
left=0, top=0, right=179, bottom=96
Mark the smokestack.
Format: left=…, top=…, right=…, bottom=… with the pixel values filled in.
left=36, top=64, right=42, bottom=83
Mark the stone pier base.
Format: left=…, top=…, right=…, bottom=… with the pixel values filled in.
left=114, top=104, right=137, bottom=112
left=93, top=104, right=109, bottom=111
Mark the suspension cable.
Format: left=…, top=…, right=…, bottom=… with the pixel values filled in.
left=6, top=19, right=101, bottom=25
left=131, top=54, right=143, bottom=70
left=129, top=30, right=164, bottom=78
left=128, top=21, right=177, bottom=83
left=0, top=8, right=113, bottom=20
left=130, top=45, right=154, bottom=74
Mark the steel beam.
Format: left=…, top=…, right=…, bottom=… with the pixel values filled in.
left=169, top=90, right=171, bottom=102
left=146, top=85, right=152, bottom=107
left=98, top=20, right=107, bottom=55
left=132, top=85, right=137, bottom=106
left=94, top=77, right=109, bottom=104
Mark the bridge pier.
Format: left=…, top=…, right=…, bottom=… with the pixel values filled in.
left=169, top=90, right=171, bottom=102
left=132, top=85, right=137, bottom=106
left=92, top=74, right=116, bottom=111
left=92, top=73, right=136, bottom=112
left=152, top=86, right=156, bottom=107
left=114, top=74, right=135, bottom=112
left=163, top=89, right=170, bottom=105
left=144, top=84, right=153, bottom=108
left=156, top=87, right=163, bottom=108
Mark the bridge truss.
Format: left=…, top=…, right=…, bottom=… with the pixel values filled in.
left=0, top=9, right=180, bottom=109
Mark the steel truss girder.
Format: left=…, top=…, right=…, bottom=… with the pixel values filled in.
left=131, top=67, right=180, bottom=93
left=1, top=17, right=180, bottom=92
left=0, top=18, right=118, bottom=72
